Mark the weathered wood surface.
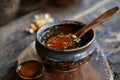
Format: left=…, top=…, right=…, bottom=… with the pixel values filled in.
left=3, top=42, right=112, bottom=80
left=0, top=0, right=120, bottom=79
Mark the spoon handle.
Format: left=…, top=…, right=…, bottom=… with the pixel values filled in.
left=75, top=7, right=120, bottom=38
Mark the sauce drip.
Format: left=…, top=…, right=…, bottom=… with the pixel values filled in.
left=46, top=33, right=79, bottom=50
left=17, top=60, right=43, bottom=79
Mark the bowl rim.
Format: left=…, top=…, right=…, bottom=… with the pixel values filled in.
left=36, top=20, right=95, bottom=53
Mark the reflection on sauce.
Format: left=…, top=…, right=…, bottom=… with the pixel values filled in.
left=46, top=33, right=79, bottom=50
left=17, top=60, right=43, bottom=79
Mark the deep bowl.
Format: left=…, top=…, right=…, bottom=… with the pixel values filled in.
left=35, top=20, right=96, bottom=72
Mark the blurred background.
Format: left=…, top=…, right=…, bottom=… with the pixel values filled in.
left=0, top=0, right=81, bottom=26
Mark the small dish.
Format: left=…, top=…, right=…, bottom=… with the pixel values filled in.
left=16, top=60, right=44, bottom=80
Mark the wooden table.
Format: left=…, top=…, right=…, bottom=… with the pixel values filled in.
left=0, top=0, right=120, bottom=80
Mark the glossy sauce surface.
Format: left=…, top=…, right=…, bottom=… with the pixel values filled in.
left=46, top=33, right=78, bottom=50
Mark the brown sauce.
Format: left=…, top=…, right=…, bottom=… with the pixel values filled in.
left=17, top=60, right=43, bottom=79
left=46, top=33, right=79, bottom=50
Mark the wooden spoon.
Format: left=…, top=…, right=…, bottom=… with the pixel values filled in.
left=46, top=7, right=120, bottom=50
left=75, top=6, right=120, bottom=38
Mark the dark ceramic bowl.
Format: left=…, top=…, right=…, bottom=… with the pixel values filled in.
left=35, top=20, right=96, bottom=72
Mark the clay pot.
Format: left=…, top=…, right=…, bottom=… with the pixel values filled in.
left=35, top=20, right=96, bottom=72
